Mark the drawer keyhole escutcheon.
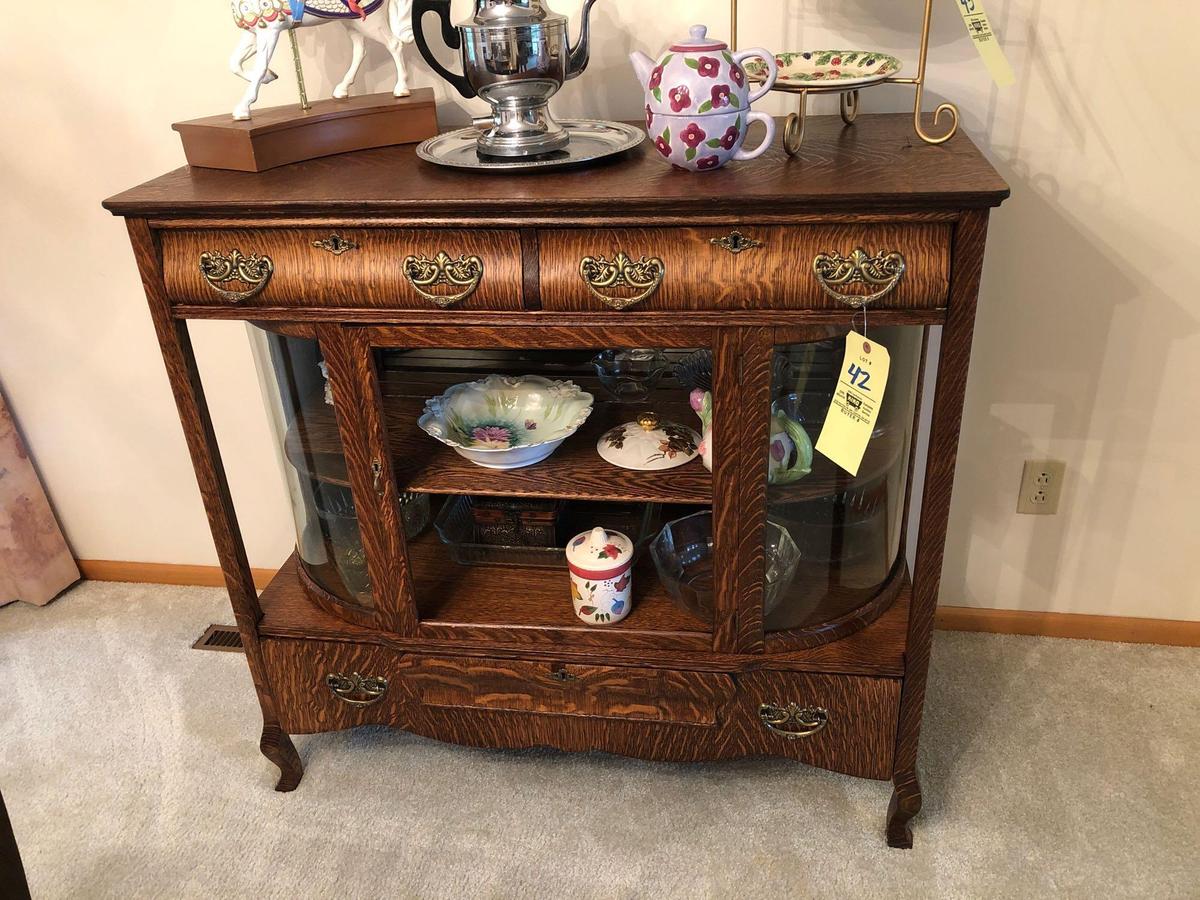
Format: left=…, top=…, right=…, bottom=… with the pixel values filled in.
left=402, top=251, right=484, bottom=308
left=312, top=234, right=360, bottom=256
left=759, top=703, right=829, bottom=740
left=579, top=252, right=666, bottom=310
left=549, top=668, right=578, bottom=684
left=812, top=248, right=906, bottom=308
left=710, top=231, right=763, bottom=255
left=326, top=672, right=389, bottom=706
left=198, top=250, right=274, bottom=304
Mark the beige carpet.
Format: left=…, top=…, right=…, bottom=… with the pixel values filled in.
left=1, top=581, right=1197, bottom=899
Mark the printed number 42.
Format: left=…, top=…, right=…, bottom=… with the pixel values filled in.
left=847, top=364, right=871, bottom=390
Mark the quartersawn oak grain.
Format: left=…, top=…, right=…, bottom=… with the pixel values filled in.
left=104, top=114, right=1009, bottom=221
left=539, top=223, right=951, bottom=312
left=112, top=114, right=1008, bottom=848
left=263, top=553, right=913, bottom=676
left=161, top=227, right=522, bottom=310
left=260, top=637, right=901, bottom=779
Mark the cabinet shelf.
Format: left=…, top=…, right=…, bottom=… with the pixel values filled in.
left=769, top=424, right=908, bottom=504
left=285, top=385, right=712, bottom=504
left=405, top=530, right=711, bottom=650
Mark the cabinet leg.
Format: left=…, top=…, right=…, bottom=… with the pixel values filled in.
left=260, top=722, right=303, bottom=792
left=886, top=768, right=922, bottom=849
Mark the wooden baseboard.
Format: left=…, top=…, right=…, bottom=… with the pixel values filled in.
left=934, top=605, right=1200, bottom=648
left=76, top=560, right=1200, bottom=647
left=77, top=560, right=278, bottom=592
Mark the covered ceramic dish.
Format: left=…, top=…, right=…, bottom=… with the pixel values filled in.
left=567, top=527, right=635, bottom=625
left=630, top=25, right=778, bottom=171
left=597, top=412, right=700, bottom=471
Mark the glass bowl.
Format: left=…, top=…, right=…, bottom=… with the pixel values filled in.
left=591, top=349, right=669, bottom=402
left=650, top=511, right=800, bottom=621
left=418, top=374, right=594, bottom=469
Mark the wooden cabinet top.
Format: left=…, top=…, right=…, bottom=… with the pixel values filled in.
left=104, top=115, right=1008, bottom=222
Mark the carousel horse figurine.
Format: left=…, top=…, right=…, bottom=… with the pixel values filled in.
left=228, top=0, right=414, bottom=120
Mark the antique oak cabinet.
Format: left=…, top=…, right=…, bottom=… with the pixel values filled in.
left=105, top=115, right=1008, bottom=848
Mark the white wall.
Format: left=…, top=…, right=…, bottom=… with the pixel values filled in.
left=1, top=1, right=1197, bottom=619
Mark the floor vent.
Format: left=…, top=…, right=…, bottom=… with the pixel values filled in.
left=192, top=624, right=244, bottom=653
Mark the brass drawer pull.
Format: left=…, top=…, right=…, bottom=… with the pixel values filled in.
left=312, top=234, right=359, bottom=255
left=403, top=251, right=484, bottom=308
left=549, top=668, right=578, bottom=683
left=710, top=231, right=763, bottom=255
left=579, top=251, right=665, bottom=310
left=326, top=672, right=388, bottom=706
left=198, top=250, right=274, bottom=303
left=812, top=248, right=906, bottom=308
left=759, top=703, right=829, bottom=740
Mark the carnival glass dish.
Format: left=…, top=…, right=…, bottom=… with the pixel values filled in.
left=418, top=374, right=594, bottom=469
left=650, top=511, right=800, bottom=620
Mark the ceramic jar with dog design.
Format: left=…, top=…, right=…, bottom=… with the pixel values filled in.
left=566, top=527, right=634, bottom=625
left=630, top=24, right=778, bottom=171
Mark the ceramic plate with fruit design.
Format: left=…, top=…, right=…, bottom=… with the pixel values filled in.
left=745, top=50, right=903, bottom=91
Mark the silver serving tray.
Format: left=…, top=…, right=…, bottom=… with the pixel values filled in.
left=417, top=120, right=644, bottom=171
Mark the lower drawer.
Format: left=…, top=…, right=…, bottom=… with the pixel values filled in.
left=261, top=639, right=735, bottom=730
left=261, top=639, right=899, bottom=779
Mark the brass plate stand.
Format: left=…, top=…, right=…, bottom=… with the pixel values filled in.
left=731, top=0, right=960, bottom=155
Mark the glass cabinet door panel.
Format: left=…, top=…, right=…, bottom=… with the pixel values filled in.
left=250, top=327, right=386, bottom=612
left=366, top=343, right=716, bottom=644
left=761, top=326, right=925, bottom=634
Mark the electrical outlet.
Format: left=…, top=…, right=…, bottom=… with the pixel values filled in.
left=1016, top=460, right=1066, bottom=515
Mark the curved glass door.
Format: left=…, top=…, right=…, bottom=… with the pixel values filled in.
left=762, top=326, right=924, bottom=635
left=250, top=327, right=390, bottom=614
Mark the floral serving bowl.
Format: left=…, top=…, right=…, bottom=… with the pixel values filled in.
left=745, top=50, right=903, bottom=91
left=418, top=375, right=594, bottom=470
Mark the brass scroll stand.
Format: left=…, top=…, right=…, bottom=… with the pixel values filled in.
left=731, top=0, right=959, bottom=155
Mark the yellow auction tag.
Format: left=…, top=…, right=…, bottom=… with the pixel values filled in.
left=816, top=331, right=890, bottom=477
left=953, top=0, right=1015, bottom=88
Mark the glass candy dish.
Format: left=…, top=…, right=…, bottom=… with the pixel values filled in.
left=650, top=510, right=800, bottom=620
left=591, top=349, right=669, bottom=402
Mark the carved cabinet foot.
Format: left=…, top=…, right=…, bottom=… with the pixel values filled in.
left=260, top=722, right=304, bottom=792
left=886, top=768, right=922, bottom=848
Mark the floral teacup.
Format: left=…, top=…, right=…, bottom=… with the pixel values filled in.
left=648, top=109, right=776, bottom=171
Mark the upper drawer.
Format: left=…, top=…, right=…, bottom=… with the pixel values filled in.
left=539, top=224, right=951, bottom=312
left=160, top=228, right=523, bottom=310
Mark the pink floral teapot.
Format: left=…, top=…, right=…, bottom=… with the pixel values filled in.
left=630, top=25, right=778, bottom=171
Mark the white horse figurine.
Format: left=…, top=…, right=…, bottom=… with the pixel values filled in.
left=229, top=0, right=414, bottom=120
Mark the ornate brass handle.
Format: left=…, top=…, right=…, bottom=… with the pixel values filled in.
left=198, top=250, right=274, bottom=303
left=402, top=251, right=484, bottom=308
left=326, top=672, right=388, bottom=706
left=812, top=248, right=906, bottom=308
left=759, top=703, right=829, bottom=740
left=579, top=252, right=665, bottom=311
left=549, top=668, right=578, bottom=683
